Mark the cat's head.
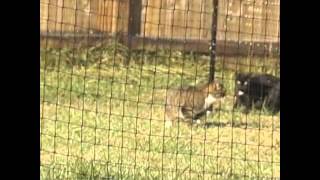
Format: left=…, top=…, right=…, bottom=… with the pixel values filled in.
left=203, top=80, right=226, bottom=98
left=235, top=73, right=252, bottom=96
left=201, top=80, right=226, bottom=110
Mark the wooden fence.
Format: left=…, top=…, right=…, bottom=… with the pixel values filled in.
left=40, top=0, right=279, bottom=56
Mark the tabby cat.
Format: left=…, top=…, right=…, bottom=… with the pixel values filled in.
left=165, top=80, right=226, bottom=127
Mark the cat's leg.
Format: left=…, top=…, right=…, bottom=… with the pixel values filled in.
left=192, top=119, right=201, bottom=124
left=233, top=96, right=241, bottom=109
left=206, top=104, right=214, bottom=116
left=242, top=96, right=251, bottom=114
left=165, top=114, right=173, bottom=128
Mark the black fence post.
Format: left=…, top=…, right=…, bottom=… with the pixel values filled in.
left=209, top=0, right=219, bottom=82
left=125, top=0, right=142, bottom=66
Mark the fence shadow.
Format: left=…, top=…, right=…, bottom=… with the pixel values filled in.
left=202, top=121, right=263, bottom=129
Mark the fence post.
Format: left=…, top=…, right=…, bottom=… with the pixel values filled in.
left=124, top=0, right=142, bottom=65
left=209, top=0, right=219, bottom=82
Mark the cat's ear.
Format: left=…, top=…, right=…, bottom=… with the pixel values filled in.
left=235, top=72, right=241, bottom=79
left=214, top=81, right=223, bottom=90
left=241, top=74, right=248, bottom=80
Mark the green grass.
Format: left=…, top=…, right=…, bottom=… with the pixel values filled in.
left=40, top=47, right=280, bottom=180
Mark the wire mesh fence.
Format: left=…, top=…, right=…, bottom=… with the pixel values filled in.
left=40, top=0, right=280, bottom=179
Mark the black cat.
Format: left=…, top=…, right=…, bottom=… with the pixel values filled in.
left=234, top=73, right=280, bottom=114
left=265, top=81, right=280, bottom=114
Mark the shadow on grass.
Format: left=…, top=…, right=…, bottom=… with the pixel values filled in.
left=201, top=121, right=265, bottom=129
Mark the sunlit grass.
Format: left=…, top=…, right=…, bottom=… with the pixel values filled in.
left=40, top=48, right=280, bottom=180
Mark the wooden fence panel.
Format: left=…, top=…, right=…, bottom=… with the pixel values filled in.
left=40, top=0, right=279, bottom=55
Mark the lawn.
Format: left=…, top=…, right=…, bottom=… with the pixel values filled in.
left=40, top=46, right=280, bottom=180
